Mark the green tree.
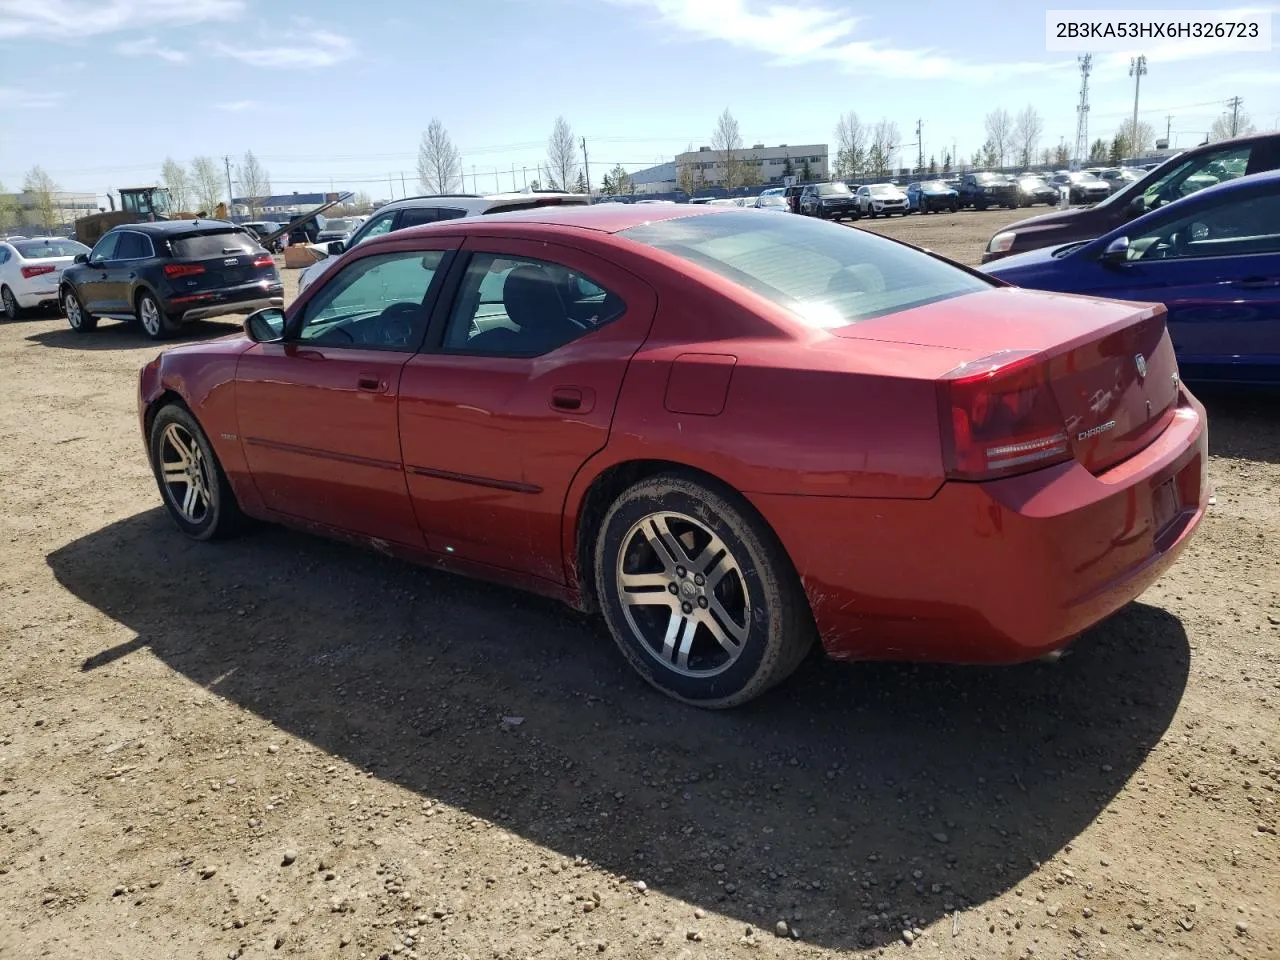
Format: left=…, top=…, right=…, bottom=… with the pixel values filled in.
left=0, top=180, right=17, bottom=232
left=1088, top=138, right=1108, bottom=162
left=782, top=155, right=795, bottom=178
left=928, top=155, right=937, bottom=175
left=981, top=139, right=999, bottom=168
left=1053, top=143, right=1070, bottom=166
left=800, top=158, right=812, bottom=181
left=575, top=171, right=587, bottom=194
left=22, top=166, right=59, bottom=230
left=942, top=152, right=952, bottom=174
left=600, top=172, right=615, bottom=195
left=1109, top=133, right=1127, bottom=163
left=608, top=164, right=631, bottom=195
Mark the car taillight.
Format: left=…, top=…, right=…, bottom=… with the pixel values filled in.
left=163, top=263, right=206, bottom=278
left=252, top=254, right=273, bottom=268
left=20, top=264, right=56, bottom=279
left=937, top=350, right=1070, bottom=481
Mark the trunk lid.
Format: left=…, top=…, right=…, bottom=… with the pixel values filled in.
left=165, top=228, right=275, bottom=292
left=835, top=287, right=1181, bottom=473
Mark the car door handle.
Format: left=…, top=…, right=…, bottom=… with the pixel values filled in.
left=1230, top=277, right=1280, bottom=289
left=357, top=375, right=385, bottom=392
left=551, top=387, right=582, bottom=410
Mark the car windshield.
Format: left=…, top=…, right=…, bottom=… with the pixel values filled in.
left=620, top=211, right=990, bottom=328
left=869, top=184, right=898, bottom=196
left=757, top=195, right=787, bottom=206
left=815, top=182, right=851, bottom=196
left=1018, top=176, right=1047, bottom=186
left=973, top=173, right=1005, bottom=183
left=920, top=181, right=949, bottom=191
left=170, top=229, right=260, bottom=258
left=322, top=218, right=353, bottom=232
left=14, top=239, right=89, bottom=258
left=1069, top=172, right=1102, bottom=183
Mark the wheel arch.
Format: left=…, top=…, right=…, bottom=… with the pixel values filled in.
left=568, top=457, right=802, bottom=617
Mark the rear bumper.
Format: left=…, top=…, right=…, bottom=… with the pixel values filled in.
left=749, top=388, right=1208, bottom=664
left=164, top=281, right=284, bottom=323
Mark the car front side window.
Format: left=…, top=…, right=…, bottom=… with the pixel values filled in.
left=348, top=212, right=396, bottom=247
left=89, top=233, right=120, bottom=263
left=441, top=253, right=625, bottom=356
left=297, top=250, right=446, bottom=350
left=1130, top=191, right=1280, bottom=261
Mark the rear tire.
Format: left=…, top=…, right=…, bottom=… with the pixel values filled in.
left=594, top=473, right=814, bottom=708
left=1, top=286, right=21, bottom=320
left=62, top=287, right=97, bottom=332
left=137, top=290, right=180, bottom=340
left=148, top=403, right=244, bottom=541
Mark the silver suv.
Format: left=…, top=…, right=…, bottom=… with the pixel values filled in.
left=296, top=191, right=588, bottom=293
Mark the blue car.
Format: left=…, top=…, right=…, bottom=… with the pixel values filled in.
left=906, top=180, right=959, bottom=214
left=982, top=169, right=1280, bottom=384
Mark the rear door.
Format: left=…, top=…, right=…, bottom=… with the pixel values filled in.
left=104, top=231, right=153, bottom=313
left=398, top=238, right=657, bottom=581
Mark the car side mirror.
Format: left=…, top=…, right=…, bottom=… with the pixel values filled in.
left=1100, top=236, right=1130, bottom=266
left=244, top=307, right=286, bottom=343
left=1125, top=195, right=1146, bottom=218
left=327, top=240, right=346, bottom=256
left=74, top=253, right=88, bottom=264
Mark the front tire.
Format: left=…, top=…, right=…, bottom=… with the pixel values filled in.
left=594, top=473, right=814, bottom=708
left=137, top=291, right=180, bottom=340
left=148, top=404, right=244, bottom=541
left=62, top=287, right=97, bottom=332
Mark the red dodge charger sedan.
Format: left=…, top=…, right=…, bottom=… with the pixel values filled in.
left=138, top=204, right=1207, bottom=707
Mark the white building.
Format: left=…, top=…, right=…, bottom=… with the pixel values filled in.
left=677, top=143, right=829, bottom=188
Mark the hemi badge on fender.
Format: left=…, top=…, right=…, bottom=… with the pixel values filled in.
left=1078, top=420, right=1116, bottom=441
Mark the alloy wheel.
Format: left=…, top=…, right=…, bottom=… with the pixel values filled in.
left=2, top=288, right=16, bottom=319
left=139, top=296, right=161, bottom=336
left=158, top=422, right=212, bottom=523
left=614, top=511, right=751, bottom=678
left=64, top=292, right=82, bottom=328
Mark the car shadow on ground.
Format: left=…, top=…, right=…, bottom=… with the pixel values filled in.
left=1198, top=386, right=1280, bottom=465
left=24, top=318, right=243, bottom=350
left=49, top=509, right=1191, bottom=950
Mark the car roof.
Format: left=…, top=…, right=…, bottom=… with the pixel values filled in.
left=403, top=202, right=724, bottom=236
left=376, top=191, right=584, bottom=213
left=109, top=219, right=242, bottom=235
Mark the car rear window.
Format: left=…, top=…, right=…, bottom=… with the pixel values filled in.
left=621, top=211, right=991, bottom=328
left=14, top=239, right=89, bottom=258
left=169, top=230, right=260, bottom=259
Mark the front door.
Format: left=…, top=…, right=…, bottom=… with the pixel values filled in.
left=397, top=238, right=657, bottom=582
left=78, top=231, right=119, bottom=314
left=1078, top=186, right=1280, bottom=381
left=103, top=230, right=152, bottom=313
left=235, top=239, right=458, bottom=545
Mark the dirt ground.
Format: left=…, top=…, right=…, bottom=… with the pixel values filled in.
left=1, top=210, right=1277, bottom=960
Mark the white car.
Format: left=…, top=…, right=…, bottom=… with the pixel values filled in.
left=752, top=191, right=791, bottom=213
left=0, top=236, right=91, bottom=319
left=855, top=183, right=910, bottom=217
left=297, top=192, right=589, bottom=293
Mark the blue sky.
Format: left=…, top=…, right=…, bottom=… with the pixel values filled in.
left=1, top=0, right=1277, bottom=203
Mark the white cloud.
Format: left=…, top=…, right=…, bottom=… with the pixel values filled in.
left=115, top=36, right=187, bottom=63
left=0, top=86, right=65, bottom=109
left=615, top=0, right=1065, bottom=82
left=213, top=29, right=355, bottom=68
left=0, top=0, right=242, bottom=39
left=215, top=100, right=263, bottom=112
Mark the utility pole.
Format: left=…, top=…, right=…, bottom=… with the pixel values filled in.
left=1165, top=114, right=1173, bottom=144
left=494, top=168, right=499, bottom=192
left=1129, top=55, right=1147, bottom=156
left=1073, top=53, right=1092, bottom=162
left=388, top=173, right=394, bottom=200
left=511, top=163, right=517, bottom=191
left=400, top=172, right=406, bottom=197
left=581, top=136, right=592, bottom=196
left=223, top=155, right=234, bottom=210
left=522, top=166, right=528, bottom=189
left=915, top=119, right=923, bottom=173
left=1227, top=96, right=1243, bottom=137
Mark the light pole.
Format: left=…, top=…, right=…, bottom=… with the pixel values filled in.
left=1129, top=55, right=1147, bottom=155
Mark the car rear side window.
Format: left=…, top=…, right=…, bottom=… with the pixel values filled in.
left=170, top=230, right=259, bottom=259
left=441, top=253, right=625, bottom=356
left=114, top=232, right=153, bottom=260
left=398, top=207, right=467, bottom=228
left=621, top=211, right=990, bottom=328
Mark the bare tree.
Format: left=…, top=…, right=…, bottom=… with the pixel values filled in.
left=234, top=150, right=271, bottom=217
left=676, top=143, right=702, bottom=196
left=834, top=111, right=867, bottom=177
left=1115, top=119, right=1156, bottom=157
left=546, top=116, right=579, bottom=195
left=1209, top=110, right=1256, bottom=141
left=417, top=118, right=462, bottom=194
left=1013, top=106, right=1043, bottom=168
left=983, top=108, right=1013, bottom=167
left=161, top=157, right=192, bottom=211
left=22, top=166, right=59, bottom=230
left=191, top=156, right=225, bottom=215
left=868, top=119, right=901, bottom=175
left=710, top=108, right=744, bottom=190
left=352, top=191, right=373, bottom=213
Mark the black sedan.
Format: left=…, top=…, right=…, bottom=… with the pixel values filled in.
left=1014, top=175, right=1059, bottom=207
left=1047, top=171, right=1111, bottom=205
left=59, top=221, right=283, bottom=340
